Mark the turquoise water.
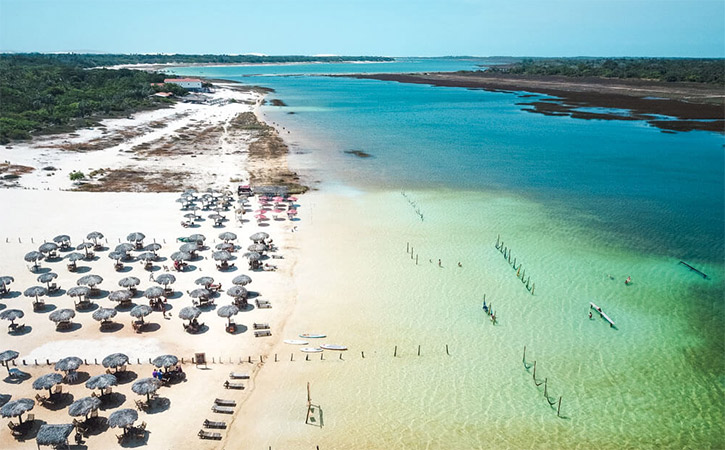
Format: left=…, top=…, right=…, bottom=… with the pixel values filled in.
left=174, top=60, right=725, bottom=447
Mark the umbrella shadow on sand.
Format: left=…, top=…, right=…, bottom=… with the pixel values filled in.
left=100, top=323, right=124, bottom=333
left=66, top=371, right=90, bottom=385
left=0, top=304, right=5, bottom=312
left=117, top=266, right=133, bottom=273
left=3, top=371, right=31, bottom=384
left=76, top=303, right=99, bottom=313
left=56, top=323, right=82, bottom=334
left=48, top=289, right=66, bottom=298
left=36, top=304, right=57, bottom=314
left=121, top=431, right=150, bottom=448
left=9, top=325, right=32, bottom=336
left=44, top=393, right=74, bottom=411
left=14, top=418, right=43, bottom=442
left=116, top=371, right=138, bottom=385
left=33, top=267, right=51, bottom=274
left=166, top=292, right=182, bottom=300
left=99, top=393, right=126, bottom=410
left=141, top=323, right=161, bottom=333
left=4, top=291, right=21, bottom=299
left=146, top=397, right=170, bottom=415
left=84, top=417, right=109, bottom=436
left=228, top=324, right=248, bottom=335
left=76, top=266, right=92, bottom=274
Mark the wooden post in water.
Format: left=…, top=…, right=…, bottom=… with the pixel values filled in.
left=533, top=361, right=537, bottom=381
left=361, top=351, right=365, bottom=359
left=531, top=283, right=535, bottom=295
left=394, top=346, right=397, bottom=357
left=407, top=242, right=409, bottom=253
left=305, top=382, right=312, bottom=424
left=496, top=235, right=500, bottom=248
left=445, top=344, right=450, bottom=356
left=517, top=266, right=521, bottom=277
left=275, top=353, right=278, bottom=362
left=557, top=396, right=562, bottom=417
left=416, top=255, right=418, bottom=265
left=544, top=378, right=548, bottom=398
left=523, top=345, right=526, bottom=363
left=417, top=345, right=421, bottom=356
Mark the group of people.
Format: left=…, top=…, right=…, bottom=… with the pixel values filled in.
left=152, top=365, right=183, bottom=382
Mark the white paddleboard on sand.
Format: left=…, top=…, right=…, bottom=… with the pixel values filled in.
left=284, top=339, right=308, bottom=345
left=300, top=347, right=323, bottom=353
left=299, top=333, right=326, bottom=339
left=320, top=344, right=347, bottom=351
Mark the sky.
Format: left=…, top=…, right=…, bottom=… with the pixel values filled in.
left=0, top=0, right=723, bottom=57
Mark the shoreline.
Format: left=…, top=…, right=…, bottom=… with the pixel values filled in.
left=339, top=72, right=725, bottom=132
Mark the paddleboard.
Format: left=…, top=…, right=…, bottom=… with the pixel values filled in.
left=300, top=347, right=323, bottom=353
left=284, top=339, right=308, bottom=345
left=320, top=344, right=347, bottom=351
left=299, top=333, right=326, bottom=339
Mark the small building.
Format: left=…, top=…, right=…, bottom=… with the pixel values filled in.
left=164, top=78, right=203, bottom=90
left=153, top=92, right=174, bottom=98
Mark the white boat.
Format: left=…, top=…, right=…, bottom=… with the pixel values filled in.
left=320, top=344, right=347, bottom=351
left=299, top=333, right=326, bottom=339
left=284, top=339, right=308, bottom=345
left=300, top=347, right=323, bottom=353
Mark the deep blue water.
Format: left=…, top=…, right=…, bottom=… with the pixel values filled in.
left=173, top=60, right=725, bottom=263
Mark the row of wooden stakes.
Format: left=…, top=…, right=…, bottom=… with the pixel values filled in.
left=523, top=346, right=563, bottom=417
left=496, top=235, right=535, bottom=295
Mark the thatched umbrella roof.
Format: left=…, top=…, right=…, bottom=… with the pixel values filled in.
left=76, top=242, right=94, bottom=250
left=24, top=251, right=44, bottom=262
left=138, top=252, right=156, bottom=262
left=77, top=274, right=102, bottom=287
left=24, top=285, right=47, bottom=300
left=85, top=373, right=117, bottom=391
left=36, top=423, right=74, bottom=446
left=108, top=251, right=126, bottom=262
left=53, top=235, right=71, bottom=245
left=188, top=288, right=210, bottom=299
left=49, top=308, right=75, bottom=323
left=126, top=232, right=145, bottom=243
left=0, top=350, right=19, bottom=364
left=170, top=251, right=192, bottom=262
left=226, top=286, right=247, bottom=298
left=102, top=353, right=128, bottom=369
left=108, top=290, right=132, bottom=302
left=0, top=309, right=24, bottom=323
left=108, top=408, right=138, bottom=429
left=130, top=305, right=152, bottom=319
left=1, top=398, right=34, bottom=419
left=152, top=354, right=178, bottom=369
left=183, top=212, right=197, bottom=220
left=155, top=273, right=176, bottom=286
left=68, top=396, right=101, bottom=417
left=66, top=252, right=84, bottom=262
left=92, top=307, right=117, bottom=322
left=115, top=243, right=135, bottom=253
left=217, top=305, right=239, bottom=322
left=248, top=243, right=267, bottom=253
left=37, top=272, right=58, bottom=284
left=33, top=373, right=63, bottom=392
left=250, top=232, right=269, bottom=242
left=67, top=286, right=90, bottom=298
left=245, top=252, right=261, bottom=262
left=209, top=213, right=224, bottom=221
left=143, top=243, right=162, bottom=253
left=212, top=250, right=232, bottom=261
left=87, top=231, right=104, bottom=242
left=118, top=276, right=140, bottom=288
left=188, top=233, right=206, bottom=243
left=39, top=242, right=59, bottom=254
left=219, top=231, right=237, bottom=242
left=54, top=356, right=82, bottom=373
left=215, top=242, right=235, bottom=252
left=0, top=275, right=14, bottom=286
left=132, top=378, right=160, bottom=400
left=178, top=306, right=201, bottom=321
left=179, top=243, right=199, bottom=254
left=143, top=286, right=164, bottom=299
left=194, top=276, right=214, bottom=287
left=232, top=274, right=252, bottom=286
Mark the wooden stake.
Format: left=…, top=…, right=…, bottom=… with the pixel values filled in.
left=523, top=345, right=526, bottom=363
left=417, top=345, right=421, bottom=356
left=394, top=345, right=397, bottom=357
left=445, top=344, right=450, bottom=356
left=533, top=361, right=537, bottom=380
left=557, top=396, right=562, bottom=417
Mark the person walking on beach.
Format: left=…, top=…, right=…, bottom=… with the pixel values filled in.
left=438, top=259, right=442, bottom=267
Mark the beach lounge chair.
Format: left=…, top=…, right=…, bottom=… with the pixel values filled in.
left=224, top=380, right=244, bottom=389
left=53, top=385, right=63, bottom=395
left=254, top=330, right=272, bottom=337
left=214, top=398, right=236, bottom=407
left=253, top=322, right=270, bottom=329
left=135, top=399, right=147, bottom=411
left=117, top=434, right=125, bottom=444
left=255, top=299, right=271, bottom=308
left=198, top=429, right=222, bottom=440
left=229, top=372, right=249, bottom=379
left=203, top=419, right=227, bottom=429
left=212, top=405, right=235, bottom=414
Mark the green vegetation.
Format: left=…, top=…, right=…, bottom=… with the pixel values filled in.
left=69, top=170, right=85, bottom=181
left=0, top=54, right=182, bottom=143
left=486, top=58, right=725, bottom=84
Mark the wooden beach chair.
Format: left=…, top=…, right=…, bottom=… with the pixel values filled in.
left=255, top=299, right=271, bottom=308
left=229, top=372, right=249, bottom=379
left=224, top=380, right=244, bottom=390
left=253, top=322, right=269, bottom=329
left=211, top=405, right=235, bottom=414
left=203, top=419, right=227, bottom=429
left=214, top=398, right=236, bottom=407
left=254, top=330, right=272, bottom=337
left=198, top=429, right=222, bottom=440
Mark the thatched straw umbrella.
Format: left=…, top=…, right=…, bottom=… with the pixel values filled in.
left=188, top=233, right=206, bottom=244
left=126, top=232, right=145, bottom=245
left=217, top=305, right=239, bottom=326
left=37, top=272, right=58, bottom=290
left=212, top=250, right=232, bottom=262
left=76, top=241, right=95, bottom=258
left=179, top=243, right=199, bottom=255
left=92, top=307, right=117, bottom=323
left=138, top=252, right=156, bottom=262
left=219, top=231, right=237, bottom=242
left=143, top=286, right=164, bottom=300
left=143, top=243, right=162, bottom=256
left=66, top=252, right=84, bottom=270
left=77, top=274, right=102, bottom=288
left=132, top=378, right=161, bottom=401
left=170, top=251, right=192, bottom=262
left=86, top=231, right=104, bottom=245
left=67, top=286, right=90, bottom=301
left=215, top=242, right=235, bottom=252
left=118, top=276, right=140, bottom=290
left=49, top=308, right=75, bottom=324
left=0, top=275, right=14, bottom=291
left=36, top=423, right=74, bottom=448
left=53, top=235, right=71, bottom=247
left=0, top=309, right=24, bottom=326
left=245, top=252, right=261, bottom=262
left=226, top=286, right=247, bottom=300
left=155, top=274, right=176, bottom=286
left=232, top=274, right=252, bottom=286
left=54, top=356, right=82, bottom=374
left=248, top=243, right=266, bottom=253
left=130, top=305, right=152, bottom=322
left=32, top=372, right=63, bottom=396
left=152, top=354, right=178, bottom=371
left=39, top=242, right=59, bottom=255
left=178, top=306, right=201, bottom=327
left=249, top=232, right=269, bottom=243
left=1, top=398, right=34, bottom=423
left=194, top=276, right=214, bottom=288
left=0, top=350, right=19, bottom=375
left=102, top=353, right=129, bottom=371
left=115, top=243, right=135, bottom=254
left=24, top=250, right=44, bottom=264
left=108, top=290, right=132, bottom=303
left=108, top=251, right=126, bottom=264
left=108, top=408, right=138, bottom=430
left=85, top=373, right=117, bottom=396
left=188, top=288, right=210, bottom=300
left=23, top=285, right=47, bottom=304
left=68, top=396, right=101, bottom=419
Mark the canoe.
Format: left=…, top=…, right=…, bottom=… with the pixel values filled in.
left=299, top=333, right=326, bottom=339
left=320, top=344, right=347, bottom=351
left=284, top=339, right=308, bottom=345
left=300, top=347, right=322, bottom=353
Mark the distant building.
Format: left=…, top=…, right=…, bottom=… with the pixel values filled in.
left=153, top=92, right=174, bottom=98
left=164, top=78, right=203, bottom=90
